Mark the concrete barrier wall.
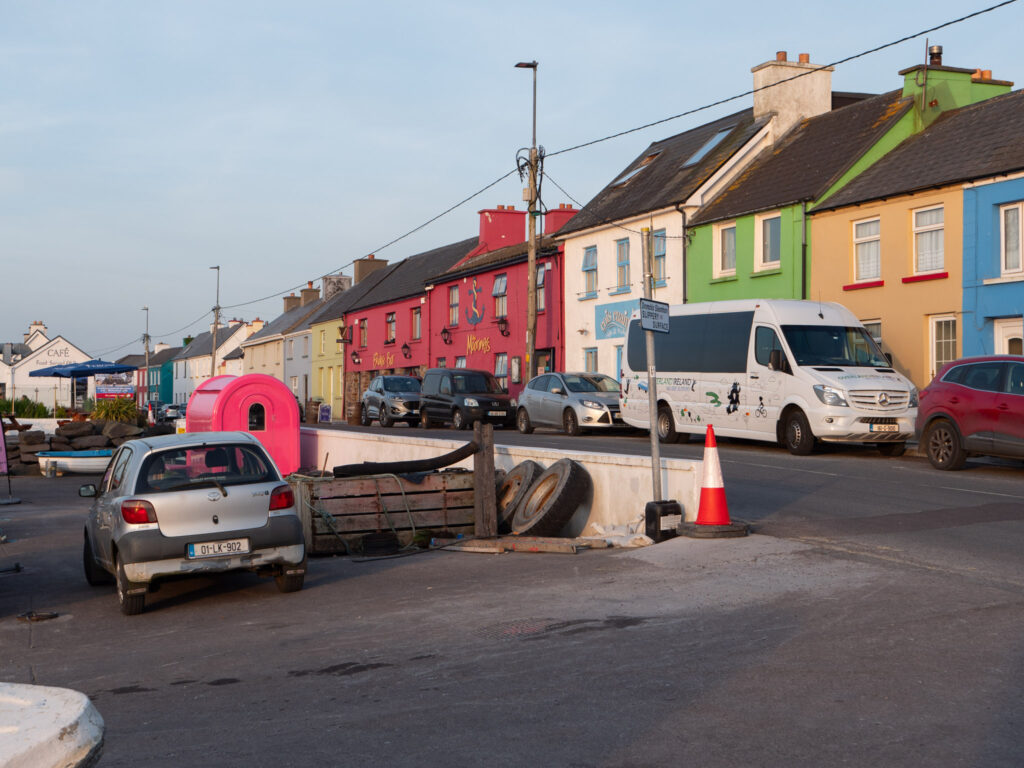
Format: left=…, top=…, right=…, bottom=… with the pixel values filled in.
left=300, top=427, right=702, bottom=536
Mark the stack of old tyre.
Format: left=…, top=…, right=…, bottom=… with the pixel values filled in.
left=495, top=458, right=591, bottom=536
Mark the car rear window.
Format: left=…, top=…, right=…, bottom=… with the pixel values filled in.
left=960, top=362, right=1005, bottom=393
left=136, top=444, right=278, bottom=493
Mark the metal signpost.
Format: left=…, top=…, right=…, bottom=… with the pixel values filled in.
left=640, top=228, right=670, bottom=502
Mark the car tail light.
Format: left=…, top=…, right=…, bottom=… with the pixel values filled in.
left=121, top=500, right=157, bottom=524
left=269, top=484, right=295, bottom=511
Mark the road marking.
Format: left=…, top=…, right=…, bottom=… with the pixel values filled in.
left=937, top=486, right=1024, bottom=500
left=721, top=459, right=839, bottom=477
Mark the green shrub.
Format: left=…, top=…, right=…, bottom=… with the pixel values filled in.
left=0, top=397, right=51, bottom=418
left=91, top=398, right=140, bottom=423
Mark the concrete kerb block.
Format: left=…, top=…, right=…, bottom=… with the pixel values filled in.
left=0, top=683, right=105, bottom=768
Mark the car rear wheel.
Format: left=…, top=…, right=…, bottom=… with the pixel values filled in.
left=115, top=554, right=146, bottom=616
left=925, top=419, right=967, bottom=470
left=516, top=407, right=534, bottom=434
left=275, top=557, right=306, bottom=593
left=83, top=533, right=112, bottom=586
left=563, top=409, right=582, bottom=436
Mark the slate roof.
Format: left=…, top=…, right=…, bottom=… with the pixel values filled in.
left=434, top=235, right=561, bottom=282
left=814, top=89, right=1024, bottom=212
left=554, top=108, right=767, bottom=237
left=116, top=354, right=146, bottom=367
left=223, top=347, right=244, bottom=360
left=304, top=266, right=396, bottom=325
left=173, top=325, right=245, bottom=360
left=147, top=346, right=182, bottom=366
left=243, top=298, right=325, bottom=345
left=352, top=236, right=479, bottom=309
left=690, top=90, right=911, bottom=225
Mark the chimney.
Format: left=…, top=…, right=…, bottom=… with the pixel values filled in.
left=354, top=254, right=389, bottom=284
left=544, top=203, right=578, bottom=236
left=300, top=280, right=320, bottom=306
left=929, top=45, right=943, bottom=67
left=248, top=318, right=266, bottom=334
left=476, top=205, right=527, bottom=254
left=323, top=273, right=352, bottom=299
left=154, top=342, right=169, bottom=354
left=283, top=292, right=301, bottom=313
left=752, top=50, right=833, bottom=139
left=24, top=320, right=47, bottom=342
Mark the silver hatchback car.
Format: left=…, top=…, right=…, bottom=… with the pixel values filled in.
left=80, top=431, right=306, bottom=615
left=516, top=372, right=623, bottom=435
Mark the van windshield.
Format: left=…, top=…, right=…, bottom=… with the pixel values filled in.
left=781, top=325, right=889, bottom=368
left=452, top=372, right=504, bottom=394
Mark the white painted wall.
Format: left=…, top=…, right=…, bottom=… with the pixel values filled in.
left=299, top=427, right=702, bottom=536
left=561, top=209, right=685, bottom=379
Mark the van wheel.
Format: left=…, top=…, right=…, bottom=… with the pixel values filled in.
left=925, top=419, right=966, bottom=470
left=656, top=405, right=679, bottom=443
left=784, top=410, right=815, bottom=455
left=517, top=408, right=534, bottom=434
left=360, top=404, right=371, bottom=426
left=877, top=442, right=906, bottom=457
left=563, top=409, right=582, bottom=436
left=451, top=409, right=469, bottom=430
left=420, top=410, right=432, bottom=429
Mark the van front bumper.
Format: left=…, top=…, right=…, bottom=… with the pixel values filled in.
left=810, top=410, right=916, bottom=443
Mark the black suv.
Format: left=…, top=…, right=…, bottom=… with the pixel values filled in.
left=360, top=375, right=421, bottom=427
left=419, top=368, right=514, bottom=430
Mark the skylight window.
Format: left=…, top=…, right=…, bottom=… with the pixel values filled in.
left=611, top=152, right=661, bottom=187
left=682, top=127, right=733, bottom=168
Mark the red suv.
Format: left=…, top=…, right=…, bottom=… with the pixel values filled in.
left=916, top=355, right=1024, bottom=470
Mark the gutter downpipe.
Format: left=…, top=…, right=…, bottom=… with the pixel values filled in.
left=676, top=204, right=688, bottom=303
left=801, top=201, right=808, bottom=300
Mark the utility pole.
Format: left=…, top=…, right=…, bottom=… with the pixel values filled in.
left=141, top=306, right=150, bottom=407
left=516, top=60, right=539, bottom=380
left=642, top=227, right=663, bottom=502
left=210, top=266, right=221, bottom=379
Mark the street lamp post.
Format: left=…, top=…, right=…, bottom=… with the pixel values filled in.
left=516, top=60, right=539, bottom=381
left=141, top=306, right=150, bottom=407
left=210, top=266, right=221, bottom=379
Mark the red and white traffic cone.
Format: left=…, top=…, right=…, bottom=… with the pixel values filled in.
left=678, top=425, right=748, bottom=538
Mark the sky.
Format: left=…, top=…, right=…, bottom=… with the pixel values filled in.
left=3, top=0, right=1022, bottom=358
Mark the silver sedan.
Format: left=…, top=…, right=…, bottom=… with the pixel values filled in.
left=80, top=431, right=306, bottom=615
left=516, top=372, right=624, bottom=435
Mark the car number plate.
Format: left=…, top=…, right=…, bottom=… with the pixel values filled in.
left=487, top=410, right=506, bottom=417
left=187, top=538, right=250, bottom=559
left=869, top=424, right=898, bottom=433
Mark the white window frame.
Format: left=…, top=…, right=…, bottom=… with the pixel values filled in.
left=912, top=205, right=944, bottom=274
left=614, top=239, right=630, bottom=291
left=583, top=347, right=598, bottom=373
left=1000, top=202, right=1023, bottom=277
left=712, top=221, right=737, bottom=278
left=853, top=217, right=881, bottom=282
left=754, top=212, right=782, bottom=272
left=448, top=286, right=459, bottom=326
left=930, top=315, right=957, bottom=380
left=385, top=312, right=396, bottom=343
left=411, top=306, right=421, bottom=340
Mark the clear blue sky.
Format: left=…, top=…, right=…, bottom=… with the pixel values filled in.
left=2, top=0, right=1021, bottom=357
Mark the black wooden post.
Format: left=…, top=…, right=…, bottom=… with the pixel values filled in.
left=473, top=422, right=497, bottom=538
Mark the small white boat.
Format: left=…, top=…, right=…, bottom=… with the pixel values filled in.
left=36, top=450, right=114, bottom=475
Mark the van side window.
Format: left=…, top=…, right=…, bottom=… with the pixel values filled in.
left=440, top=376, right=452, bottom=395
left=755, top=327, right=790, bottom=373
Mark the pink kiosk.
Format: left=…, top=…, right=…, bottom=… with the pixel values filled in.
left=186, top=374, right=301, bottom=476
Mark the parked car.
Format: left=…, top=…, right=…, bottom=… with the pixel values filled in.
left=517, top=372, right=623, bottom=435
left=159, top=404, right=181, bottom=422
left=419, top=368, right=514, bottom=430
left=360, top=375, right=421, bottom=427
left=915, top=355, right=1024, bottom=470
left=79, top=431, right=306, bottom=615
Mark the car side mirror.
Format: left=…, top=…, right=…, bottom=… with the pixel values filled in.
left=553, top=387, right=566, bottom=396
left=79, top=484, right=97, bottom=498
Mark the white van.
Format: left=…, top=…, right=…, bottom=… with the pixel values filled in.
left=619, top=299, right=918, bottom=455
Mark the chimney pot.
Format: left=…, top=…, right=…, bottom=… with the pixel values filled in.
left=776, top=51, right=787, bottom=62
left=982, top=69, right=992, bottom=80
left=798, top=53, right=809, bottom=64
left=929, top=45, right=943, bottom=66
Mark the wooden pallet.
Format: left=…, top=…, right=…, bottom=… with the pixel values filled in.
left=291, top=469, right=476, bottom=555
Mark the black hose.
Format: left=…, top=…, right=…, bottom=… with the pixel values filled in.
left=332, top=440, right=479, bottom=478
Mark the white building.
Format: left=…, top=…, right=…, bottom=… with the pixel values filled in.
left=555, top=51, right=837, bottom=377
left=171, top=320, right=262, bottom=405
left=1, top=321, right=94, bottom=408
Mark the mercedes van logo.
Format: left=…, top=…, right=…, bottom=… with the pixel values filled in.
left=877, top=392, right=890, bottom=406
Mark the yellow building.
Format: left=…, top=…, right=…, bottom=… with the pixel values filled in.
left=812, top=186, right=962, bottom=389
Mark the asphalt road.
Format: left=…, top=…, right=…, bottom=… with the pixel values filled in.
left=2, top=433, right=1023, bottom=767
